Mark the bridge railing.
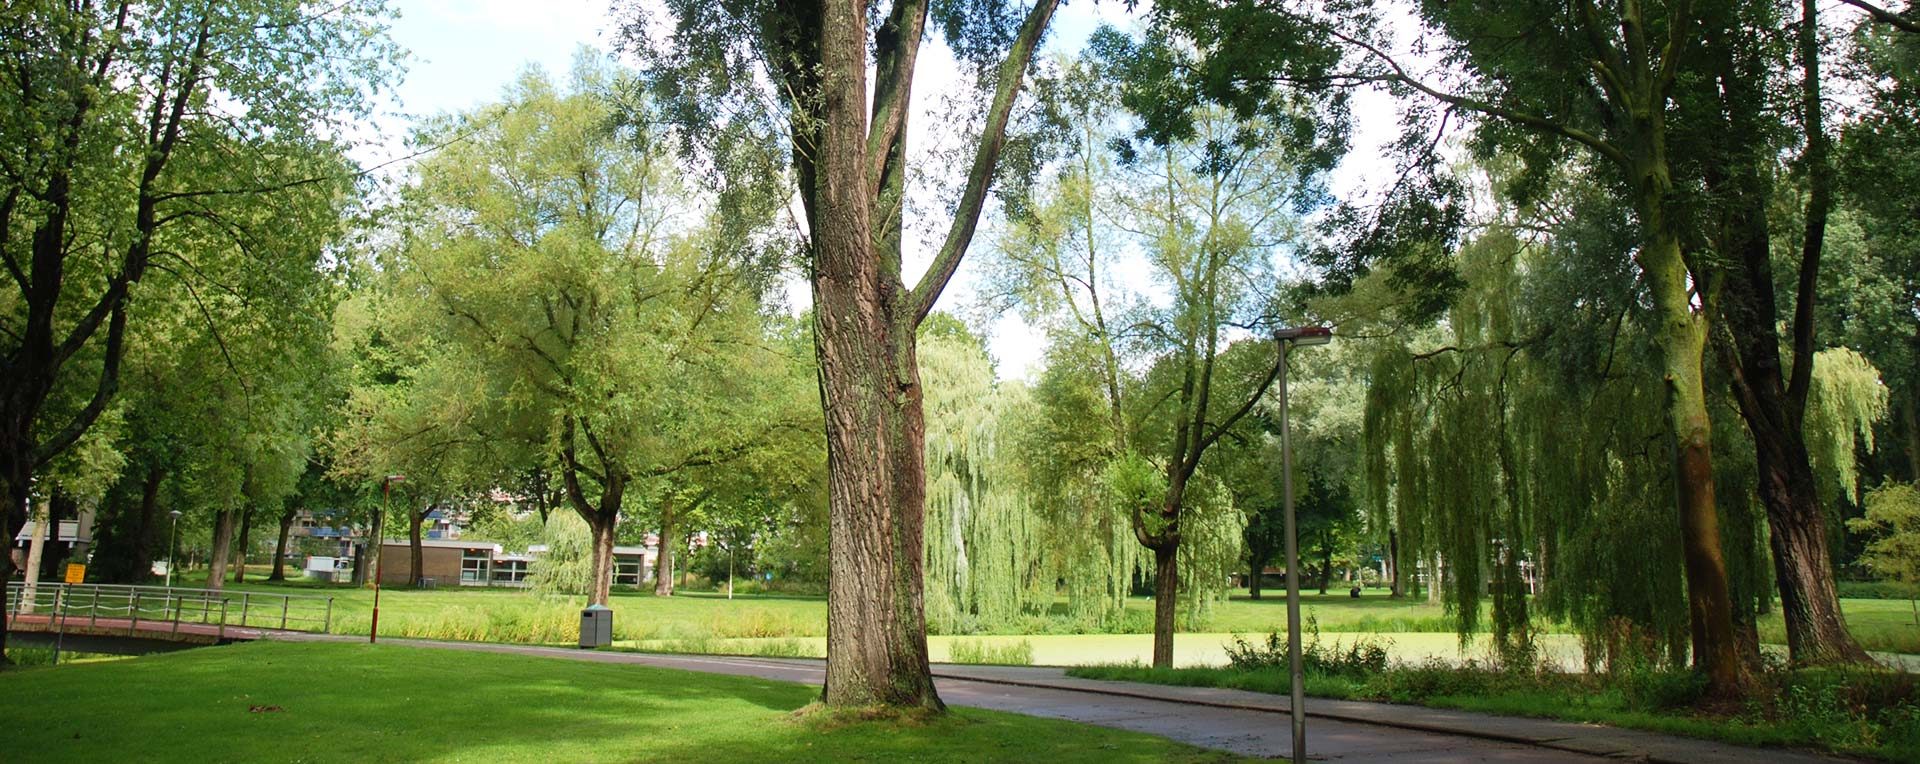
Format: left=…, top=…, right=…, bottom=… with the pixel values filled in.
left=5, top=582, right=335, bottom=637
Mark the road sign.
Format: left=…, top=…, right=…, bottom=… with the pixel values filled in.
left=64, top=563, right=85, bottom=584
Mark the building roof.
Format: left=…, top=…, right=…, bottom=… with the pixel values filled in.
left=379, top=538, right=500, bottom=552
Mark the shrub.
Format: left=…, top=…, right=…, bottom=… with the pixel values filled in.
left=1225, top=617, right=1391, bottom=678
left=948, top=639, right=1034, bottom=666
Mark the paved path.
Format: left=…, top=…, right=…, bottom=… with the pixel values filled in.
left=276, top=635, right=1854, bottom=762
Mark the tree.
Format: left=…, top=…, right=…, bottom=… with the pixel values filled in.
left=367, top=60, right=797, bottom=607
left=0, top=0, right=394, bottom=663
left=627, top=0, right=1059, bottom=708
left=1848, top=483, right=1920, bottom=624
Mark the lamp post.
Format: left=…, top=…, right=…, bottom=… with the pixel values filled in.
left=1275, top=325, right=1331, bottom=764
left=371, top=474, right=404, bottom=644
left=165, top=510, right=183, bottom=588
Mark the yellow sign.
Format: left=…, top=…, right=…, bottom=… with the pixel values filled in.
left=64, top=563, right=85, bottom=584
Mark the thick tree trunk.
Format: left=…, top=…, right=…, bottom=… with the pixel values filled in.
left=1388, top=530, right=1403, bottom=598
left=1150, top=544, right=1179, bottom=669
left=134, top=467, right=163, bottom=581
left=809, top=0, right=939, bottom=710
left=268, top=508, right=295, bottom=581
left=1318, top=539, right=1333, bottom=595
left=408, top=509, right=426, bottom=588
left=1427, top=553, right=1444, bottom=605
left=207, top=510, right=235, bottom=591
left=588, top=516, right=616, bottom=607
left=1699, top=11, right=1873, bottom=666
left=1248, top=551, right=1268, bottom=600
left=654, top=496, right=676, bottom=596
left=0, top=474, right=25, bottom=665
left=231, top=507, right=254, bottom=583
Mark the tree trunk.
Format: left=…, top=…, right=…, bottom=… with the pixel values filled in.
left=207, top=510, right=235, bottom=591
left=1317, top=538, right=1333, bottom=595
left=408, top=509, right=426, bottom=588
left=1150, top=543, right=1179, bottom=668
left=231, top=507, right=254, bottom=583
left=39, top=488, right=76, bottom=581
left=1248, top=551, right=1268, bottom=600
left=1388, top=530, right=1403, bottom=598
left=1698, top=7, right=1873, bottom=666
left=588, top=516, right=616, bottom=607
left=362, top=508, right=382, bottom=590
left=1427, top=553, right=1443, bottom=605
left=654, top=496, right=676, bottom=596
left=134, top=467, right=163, bottom=581
left=810, top=3, right=939, bottom=709
left=0, top=474, right=26, bottom=664
left=268, top=508, right=295, bottom=581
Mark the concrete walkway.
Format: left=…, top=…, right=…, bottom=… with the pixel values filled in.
left=276, top=634, right=1854, bottom=763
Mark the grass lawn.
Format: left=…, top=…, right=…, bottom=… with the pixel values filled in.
left=1066, top=663, right=1920, bottom=762
left=168, top=571, right=1920, bottom=661
left=0, top=640, right=1251, bottom=763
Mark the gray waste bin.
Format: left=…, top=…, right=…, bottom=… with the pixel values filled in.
left=580, top=604, right=613, bottom=648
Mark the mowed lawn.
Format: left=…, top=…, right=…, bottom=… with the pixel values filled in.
left=0, top=640, right=1250, bottom=763
left=191, top=573, right=1920, bottom=658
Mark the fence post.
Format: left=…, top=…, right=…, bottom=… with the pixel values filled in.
left=281, top=596, right=290, bottom=630
left=130, top=591, right=141, bottom=634
left=90, top=586, right=99, bottom=628
left=324, top=598, right=333, bottom=634
left=218, top=599, right=227, bottom=641
left=172, top=595, right=182, bottom=634
left=241, top=592, right=250, bottom=628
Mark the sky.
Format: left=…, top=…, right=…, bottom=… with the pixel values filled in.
left=364, top=0, right=1401, bottom=380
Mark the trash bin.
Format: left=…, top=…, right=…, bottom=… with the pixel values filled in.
left=580, top=604, right=613, bottom=649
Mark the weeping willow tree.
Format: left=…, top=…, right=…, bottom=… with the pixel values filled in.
left=920, top=328, right=1053, bottom=634
left=1360, top=191, right=1775, bottom=669
left=1806, top=348, right=1893, bottom=510
left=529, top=512, right=594, bottom=597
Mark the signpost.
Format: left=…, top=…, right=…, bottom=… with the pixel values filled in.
left=64, top=563, right=85, bottom=584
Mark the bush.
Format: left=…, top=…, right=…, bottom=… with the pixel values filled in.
left=1836, top=580, right=1914, bottom=600
left=948, top=639, right=1034, bottom=666
left=1224, top=617, right=1390, bottom=678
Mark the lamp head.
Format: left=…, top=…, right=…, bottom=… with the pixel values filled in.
left=1275, top=326, right=1333, bottom=347
left=169, top=510, right=183, bottom=520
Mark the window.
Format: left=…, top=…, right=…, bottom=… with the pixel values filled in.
left=492, top=559, right=528, bottom=584
left=614, top=558, right=641, bottom=586
left=461, top=550, right=490, bottom=583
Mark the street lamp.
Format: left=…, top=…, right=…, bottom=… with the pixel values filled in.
left=1275, top=325, right=1331, bottom=764
left=371, top=474, right=404, bottom=644
left=166, top=510, right=183, bottom=588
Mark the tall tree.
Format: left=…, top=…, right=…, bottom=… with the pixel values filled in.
left=627, top=0, right=1059, bottom=708
left=0, top=0, right=394, bottom=662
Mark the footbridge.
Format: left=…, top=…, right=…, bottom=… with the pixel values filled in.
left=5, top=582, right=336, bottom=657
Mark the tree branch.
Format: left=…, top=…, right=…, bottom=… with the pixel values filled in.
left=906, top=0, right=1059, bottom=326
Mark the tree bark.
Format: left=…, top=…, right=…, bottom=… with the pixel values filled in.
left=1388, top=530, right=1403, bottom=597
left=408, top=508, right=426, bottom=588
left=1317, top=537, right=1334, bottom=595
left=1697, top=1, right=1873, bottom=667
left=231, top=507, right=254, bottom=583
left=269, top=507, right=295, bottom=581
left=207, top=510, right=235, bottom=591
left=1248, top=550, right=1268, bottom=600
left=135, top=467, right=163, bottom=581
left=654, top=495, right=676, bottom=596
left=1150, top=543, right=1179, bottom=668
left=362, top=508, right=382, bottom=589
left=589, top=517, right=617, bottom=607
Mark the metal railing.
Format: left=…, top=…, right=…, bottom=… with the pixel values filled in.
left=5, top=582, right=335, bottom=638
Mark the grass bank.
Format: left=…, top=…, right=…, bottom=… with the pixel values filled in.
left=0, top=640, right=1248, bottom=763
left=1068, top=658, right=1920, bottom=761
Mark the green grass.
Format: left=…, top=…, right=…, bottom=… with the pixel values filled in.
left=160, top=572, right=1920, bottom=661
left=1758, top=597, right=1920, bottom=655
left=0, top=640, right=1254, bottom=763
left=1066, top=663, right=1920, bottom=761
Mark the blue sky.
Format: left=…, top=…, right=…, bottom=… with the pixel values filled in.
left=365, top=1, right=1395, bottom=379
